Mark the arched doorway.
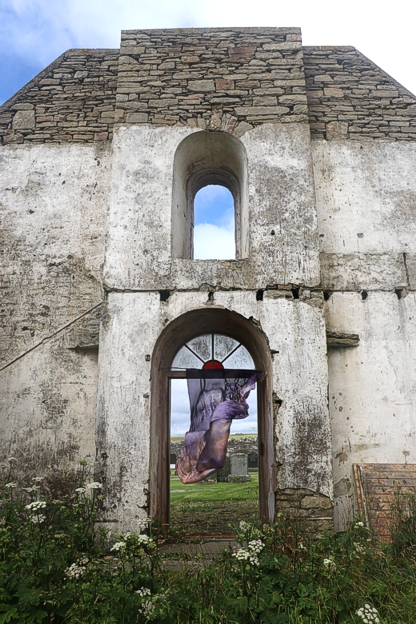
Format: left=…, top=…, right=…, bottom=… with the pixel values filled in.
left=150, top=308, right=274, bottom=530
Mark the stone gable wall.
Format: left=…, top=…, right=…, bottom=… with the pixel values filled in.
left=304, top=46, right=416, bottom=141
left=115, top=27, right=308, bottom=134
left=0, top=49, right=119, bottom=146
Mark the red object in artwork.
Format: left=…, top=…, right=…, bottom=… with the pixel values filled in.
left=202, top=360, right=224, bottom=370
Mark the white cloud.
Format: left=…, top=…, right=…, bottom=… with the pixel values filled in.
left=194, top=223, right=235, bottom=260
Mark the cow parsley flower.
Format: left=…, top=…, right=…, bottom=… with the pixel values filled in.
left=31, top=514, right=46, bottom=524
left=323, top=558, right=336, bottom=572
left=110, top=541, right=126, bottom=552
left=232, top=548, right=259, bottom=566
left=86, top=482, right=102, bottom=489
left=25, top=501, right=46, bottom=511
left=248, top=539, right=264, bottom=554
left=65, top=560, right=87, bottom=579
left=356, top=604, right=380, bottom=623
left=5, top=482, right=17, bottom=488
left=137, top=517, right=150, bottom=533
left=75, top=487, right=86, bottom=494
left=136, top=587, right=151, bottom=597
left=32, top=477, right=43, bottom=482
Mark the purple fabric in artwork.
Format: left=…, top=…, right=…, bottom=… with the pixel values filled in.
left=176, top=373, right=261, bottom=484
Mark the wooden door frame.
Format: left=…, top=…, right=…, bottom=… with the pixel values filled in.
left=149, top=308, right=275, bottom=529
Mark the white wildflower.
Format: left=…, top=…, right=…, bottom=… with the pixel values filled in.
left=298, top=543, right=307, bottom=551
left=22, top=486, right=38, bottom=493
left=137, top=517, right=150, bottom=533
left=65, top=561, right=87, bottom=579
left=5, top=483, right=17, bottom=489
left=136, top=587, right=151, bottom=597
left=356, top=604, right=380, bottom=623
left=86, top=482, right=102, bottom=489
left=7, top=458, right=17, bottom=463
left=323, top=558, right=336, bottom=572
left=232, top=548, right=259, bottom=566
left=354, top=542, right=366, bottom=554
left=75, top=487, right=86, bottom=494
left=138, top=599, right=155, bottom=618
left=32, top=477, right=43, bottom=482
left=110, top=541, right=126, bottom=552
left=25, top=501, right=46, bottom=511
left=248, top=539, right=264, bottom=554
left=137, top=534, right=152, bottom=545
left=239, top=521, right=250, bottom=532
left=31, top=514, right=46, bottom=524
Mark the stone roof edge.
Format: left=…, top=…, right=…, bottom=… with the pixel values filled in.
left=303, top=45, right=416, bottom=100
left=0, top=48, right=119, bottom=113
left=121, top=26, right=301, bottom=35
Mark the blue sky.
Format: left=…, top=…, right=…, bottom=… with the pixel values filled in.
left=1, top=0, right=416, bottom=106
left=194, top=185, right=235, bottom=259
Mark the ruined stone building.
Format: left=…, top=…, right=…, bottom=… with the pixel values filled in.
left=1, top=27, right=416, bottom=535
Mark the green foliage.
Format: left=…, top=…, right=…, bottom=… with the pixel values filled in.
left=0, top=459, right=416, bottom=623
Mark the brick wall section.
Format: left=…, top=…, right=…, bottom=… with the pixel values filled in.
left=0, top=49, right=119, bottom=145
left=115, top=27, right=308, bottom=134
left=354, top=463, right=416, bottom=541
left=304, top=46, right=416, bottom=141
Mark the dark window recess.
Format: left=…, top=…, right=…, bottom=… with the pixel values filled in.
left=361, top=290, right=368, bottom=301
left=159, top=290, right=170, bottom=302
left=323, top=291, right=332, bottom=301
left=256, top=289, right=264, bottom=301
left=291, top=287, right=299, bottom=300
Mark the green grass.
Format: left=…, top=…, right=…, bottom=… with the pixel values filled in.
left=170, top=471, right=258, bottom=504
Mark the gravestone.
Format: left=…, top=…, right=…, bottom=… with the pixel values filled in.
left=228, top=453, right=251, bottom=483
left=248, top=452, right=258, bottom=470
left=216, top=456, right=231, bottom=482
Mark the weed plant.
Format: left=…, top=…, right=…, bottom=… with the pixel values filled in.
left=1, top=458, right=416, bottom=623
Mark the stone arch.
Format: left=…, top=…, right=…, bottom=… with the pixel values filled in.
left=171, top=131, right=249, bottom=260
left=149, top=307, right=274, bottom=528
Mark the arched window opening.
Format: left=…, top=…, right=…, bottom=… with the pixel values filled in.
left=172, top=131, right=248, bottom=261
left=194, top=184, right=235, bottom=260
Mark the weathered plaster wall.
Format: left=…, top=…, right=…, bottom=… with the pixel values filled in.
left=105, top=122, right=320, bottom=291
left=96, top=291, right=331, bottom=532
left=0, top=143, right=110, bottom=474
left=313, top=139, right=416, bottom=528
left=325, top=292, right=416, bottom=529
left=0, top=143, right=110, bottom=368
left=0, top=328, right=98, bottom=485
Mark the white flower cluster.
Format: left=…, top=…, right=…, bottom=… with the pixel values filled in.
left=86, top=482, right=102, bottom=490
left=137, top=534, right=154, bottom=546
left=32, top=477, right=43, bottom=482
left=137, top=517, right=150, bottom=533
left=31, top=514, right=46, bottom=524
left=136, top=587, right=151, bottom=597
left=233, top=539, right=264, bottom=567
left=25, top=501, right=46, bottom=511
left=138, top=599, right=155, bottom=618
left=356, top=604, right=380, bottom=623
left=239, top=521, right=250, bottom=532
left=354, top=542, right=366, bottom=554
left=110, top=541, right=126, bottom=552
left=5, top=483, right=17, bottom=489
left=233, top=549, right=259, bottom=566
left=248, top=539, right=264, bottom=554
left=323, top=558, right=336, bottom=572
left=355, top=521, right=369, bottom=530
left=65, top=558, right=89, bottom=579
left=75, top=487, right=86, bottom=494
